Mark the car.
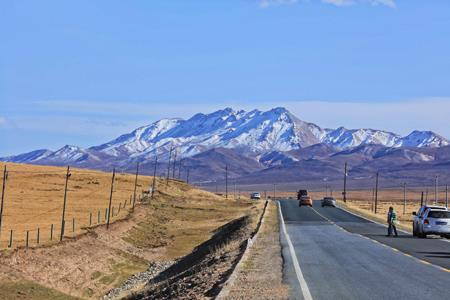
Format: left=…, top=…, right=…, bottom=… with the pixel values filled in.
left=412, top=205, right=447, bottom=237
left=297, top=189, right=308, bottom=200
left=299, top=196, right=313, bottom=207
left=416, top=208, right=450, bottom=238
left=321, top=197, right=336, bottom=207
left=250, top=192, right=261, bottom=200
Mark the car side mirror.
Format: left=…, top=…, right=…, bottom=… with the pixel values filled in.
left=412, top=212, right=416, bottom=216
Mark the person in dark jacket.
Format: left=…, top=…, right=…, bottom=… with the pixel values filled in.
left=386, top=206, right=398, bottom=237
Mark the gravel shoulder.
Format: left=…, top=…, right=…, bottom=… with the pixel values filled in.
left=220, top=201, right=289, bottom=300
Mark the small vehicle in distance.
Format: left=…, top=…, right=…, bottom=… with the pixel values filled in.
left=250, top=192, right=261, bottom=200
left=299, top=196, right=313, bottom=207
left=297, top=189, right=308, bottom=200
left=416, top=208, right=450, bottom=238
left=412, top=205, right=447, bottom=237
left=321, top=197, right=336, bottom=208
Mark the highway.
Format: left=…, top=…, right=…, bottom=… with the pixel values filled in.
left=279, top=199, right=450, bottom=300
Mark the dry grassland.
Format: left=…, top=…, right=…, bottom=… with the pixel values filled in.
left=0, top=163, right=264, bottom=299
left=0, top=162, right=152, bottom=248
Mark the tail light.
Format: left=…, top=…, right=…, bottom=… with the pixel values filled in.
left=424, top=219, right=430, bottom=225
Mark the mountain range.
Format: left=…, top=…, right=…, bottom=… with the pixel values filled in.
left=2, top=107, right=450, bottom=189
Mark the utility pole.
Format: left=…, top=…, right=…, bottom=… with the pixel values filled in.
left=273, top=184, right=276, bottom=200
left=215, top=180, right=218, bottom=194
left=374, top=172, right=379, bottom=214
left=225, top=165, right=228, bottom=199
left=132, top=162, right=139, bottom=210
left=186, top=168, right=190, bottom=184
left=172, top=150, right=177, bottom=179
left=371, top=188, right=375, bottom=212
left=420, top=191, right=424, bottom=206
left=425, top=189, right=429, bottom=205
left=151, top=155, right=158, bottom=199
left=178, top=159, right=182, bottom=179
left=435, top=175, right=438, bottom=204
left=343, top=162, right=348, bottom=203
left=166, top=145, right=173, bottom=186
left=107, top=168, right=116, bottom=229
left=446, top=185, right=448, bottom=208
left=403, top=182, right=407, bottom=215
left=0, top=166, right=8, bottom=237
left=60, top=166, right=71, bottom=241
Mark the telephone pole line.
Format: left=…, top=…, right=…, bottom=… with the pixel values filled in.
left=0, top=166, right=8, bottom=237
left=166, top=145, right=173, bottom=186
left=374, top=172, right=379, bottom=214
left=403, top=182, right=407, bottom=215
left=60, top=166, right=71, bottom=241
left=107, top=168, right=116, bottom=229
left=225, top=165, right=228, bottom=199
left=132, top=162, right=139, bottom=210
left=151, top=155, right=158, bottom=199
left=435, top=175, right=438, bottom=204
left=343, top=162, right=348, bottom=203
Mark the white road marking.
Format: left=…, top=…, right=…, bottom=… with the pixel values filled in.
left=278, top=202, right=313, bottom=300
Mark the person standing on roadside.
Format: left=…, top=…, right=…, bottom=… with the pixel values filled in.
left=386, top=206, right=398, bottom=237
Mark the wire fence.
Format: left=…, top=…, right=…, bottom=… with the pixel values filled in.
left=0, top=163, right=160, bottom=249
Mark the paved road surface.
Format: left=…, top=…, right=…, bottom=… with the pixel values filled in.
left=279, top=199, right=450, bottom=300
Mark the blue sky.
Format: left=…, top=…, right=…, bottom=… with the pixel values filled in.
left=1, top=0, right=450, bottom=156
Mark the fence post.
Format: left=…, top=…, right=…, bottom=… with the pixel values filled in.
left=50, top=224, right=53, bottom=241
left=118, top=203, right=121, bottom=214
left=8, top=229, right=12, bottom=248
left=112, top=207, right=115, bottom=217
left=26, top=231, right=29, bottom=248
left=98, top=210, right=101, bottom=223
left=129, top=195, right=132, bottom=205
left=105, top=208, right=108, bottom=220
left=37, top=228, right=40, bottom=245
left=72, top=218, right=75, bottom=233
left=107, top=168, right=116, bottom=229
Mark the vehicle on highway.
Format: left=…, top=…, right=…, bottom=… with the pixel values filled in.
left=299, top=196, right=313, bottom=207
left=297, top=189, right=308, bottom=200
left=412, top=205, right=447, bottom=237
left=321, top=197, right=336, bottom=207
left=250, top=192, right=261, bottom=200
left=415, top=208, right=450, bottom=238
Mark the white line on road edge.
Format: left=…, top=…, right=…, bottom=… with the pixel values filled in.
left=278, top=202, right=313, bottom=300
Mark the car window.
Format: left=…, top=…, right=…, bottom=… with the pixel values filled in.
left=428, top=211, right=450, bottom=219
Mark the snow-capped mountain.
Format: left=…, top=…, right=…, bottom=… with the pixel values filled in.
left=2, top=107, right=449, bottom=170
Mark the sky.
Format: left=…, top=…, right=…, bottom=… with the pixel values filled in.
left=1, top=0, right=450, bottom=156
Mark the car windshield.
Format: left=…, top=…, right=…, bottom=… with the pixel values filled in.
left=428, top=211, right=450, bottom=219
left=324, top=198, right=334, bottom=201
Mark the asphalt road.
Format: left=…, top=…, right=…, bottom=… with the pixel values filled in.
left=279, top=199, right=450, bottom=300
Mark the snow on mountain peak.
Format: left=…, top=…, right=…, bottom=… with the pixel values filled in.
left=2, top=107, right=449, bottom=166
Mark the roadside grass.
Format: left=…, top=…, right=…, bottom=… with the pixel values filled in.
left=0, top=280, right=80, bottom=300
left=123, top=186, right=262, bottom=260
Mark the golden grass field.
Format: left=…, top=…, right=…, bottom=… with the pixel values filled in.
left=0, top=162, right=154, bottom=248
left=0, top=163, right=264, bottom=299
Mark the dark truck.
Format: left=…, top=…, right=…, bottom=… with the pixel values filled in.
left=297, top=189, right=308, bottom=200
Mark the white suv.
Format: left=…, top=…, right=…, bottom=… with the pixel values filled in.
left=414, top=207, right=450, bottom=238
left=412, top=205, right=447, bottom=237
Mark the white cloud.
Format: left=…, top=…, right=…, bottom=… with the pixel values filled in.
left=322, top=0, right=396, bottom=7
left=259, top=0, right=298, bottom=8
left=259, top=0, right=396, bottom=8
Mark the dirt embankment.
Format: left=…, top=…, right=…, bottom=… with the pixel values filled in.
left=0, top=178, right=263, bottom=300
